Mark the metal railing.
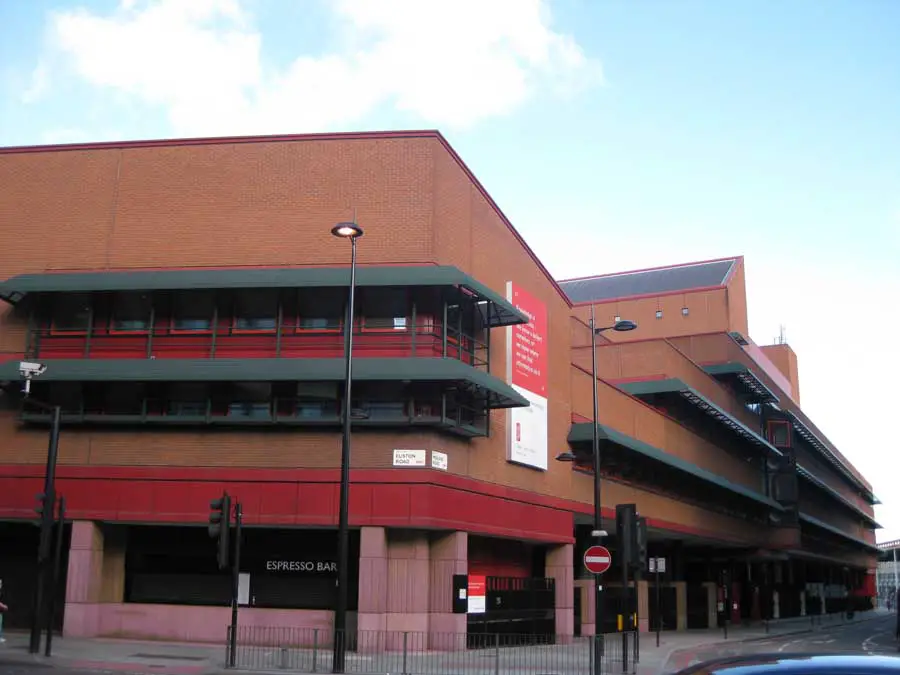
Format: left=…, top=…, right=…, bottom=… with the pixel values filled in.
left=227, top=628, right=639, bottom=675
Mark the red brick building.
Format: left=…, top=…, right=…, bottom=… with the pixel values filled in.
left=0, top=130, right=878, bottom=642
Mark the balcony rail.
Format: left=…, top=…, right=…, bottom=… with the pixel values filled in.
left=31, top=321, right=489, bottom=368
left=226, top=627, right=638, bottom=675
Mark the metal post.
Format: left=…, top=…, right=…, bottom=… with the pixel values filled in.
left=333, top=236, right=358, bottom=674
left=621, top=538, right=629, bottom=673
left=655, top=565, right=661, bottom=648
left=589, top=305, right=605, bottom=675
left=229, top=501, right=242, bottom=668
left=45, top=495, right=66, bottom=657
left=29, top=404, right=61, bottom=655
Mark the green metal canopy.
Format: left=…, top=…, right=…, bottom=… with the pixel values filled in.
left=796, top=464, right=881, bottom=528
left=616, top=378, right=783, bottom=458
left=567, top=422, right=784, bottom=511
left=702, top=362, right=780, bottom=404
left=0, top=356, right=529, bottom=409
left=0, top=265, right=528, bottom=327
left=798, top=512, right=879, bottom=552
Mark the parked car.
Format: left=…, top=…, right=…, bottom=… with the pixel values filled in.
left=675, top=654, right=900, bottom=675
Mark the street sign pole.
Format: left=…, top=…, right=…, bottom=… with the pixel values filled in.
left=584, top=545, right=612, bottom=675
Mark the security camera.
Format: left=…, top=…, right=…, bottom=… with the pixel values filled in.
left=19, top=362, right=47, bottom=378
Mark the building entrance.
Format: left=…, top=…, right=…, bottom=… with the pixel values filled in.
left=466, top=576, right=555, bottom=643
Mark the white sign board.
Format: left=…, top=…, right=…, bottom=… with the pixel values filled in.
left=649, top=557, right=667, bottom=574
left=238, top=573, right=251, bottom=606
left=393, top=449, right=427, bottom=467
left=431, top=451, right=448, bottom=470
left=505, top=282, right=549, bottom=471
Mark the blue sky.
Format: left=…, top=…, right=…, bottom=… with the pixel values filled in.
left=1, top=0, right=899, bottom=538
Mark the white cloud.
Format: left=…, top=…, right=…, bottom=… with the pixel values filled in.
left=35, top=0, right=600, bottom=136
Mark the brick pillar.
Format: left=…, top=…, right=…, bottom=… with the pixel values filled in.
left=357, top=526, right=388, bottom=643
left=428, top=531, right=467, bottom=649
left=63, top=521, right=104, bottom=637
left=546, top=544, right=574, bottom=641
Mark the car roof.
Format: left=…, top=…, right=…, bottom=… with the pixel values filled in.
left=679, top=653, right=900, bottom=675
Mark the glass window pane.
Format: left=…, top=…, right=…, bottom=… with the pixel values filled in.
left=235, top=291, right=277, bottom=330
left=112, top=293, right=151, bottom=331
left=53, top=295, right=91, bottom=331
left=173, top=292, right=213, bottom=331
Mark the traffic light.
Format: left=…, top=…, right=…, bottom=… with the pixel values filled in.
left=616, top=503, right=637, bottom=565
left=209, top=493, right=232, bottom=570
left=634, top=516, right=648, bottom=573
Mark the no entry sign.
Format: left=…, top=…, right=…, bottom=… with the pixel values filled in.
left=583, top=545, right=612, bottom=575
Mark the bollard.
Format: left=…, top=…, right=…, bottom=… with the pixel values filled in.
left=402, top=632, right=409, bottom=675
left=280, top=647, right=289, bottom=670
left=312, top=629, right=319, bottom=673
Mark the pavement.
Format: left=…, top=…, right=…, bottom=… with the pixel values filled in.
left=0, top=610, right=891, bottom=675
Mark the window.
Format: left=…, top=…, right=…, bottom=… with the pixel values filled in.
left=111, top=293, right=152, bottom=331
left=167, top=383, right=208, bottom=416
left=234, top=290, right=277, bottom=331
left=52, top=294, right=91, bottom=332
left=360, top=288, right=407, bottom=331
left=103, top=383, right=145, bottom=415
left=363, top=316, right=407, bottom=330
left=297, top=289, right=344, bottom=331
left=172, top=291, right=214, bottom=331
left=228, top=383, right=272, bottom=419
left=293, top=382, right=339, bottom=419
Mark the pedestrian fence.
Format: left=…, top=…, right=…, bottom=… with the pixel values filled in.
left=226, top=627, right=639, bottom=675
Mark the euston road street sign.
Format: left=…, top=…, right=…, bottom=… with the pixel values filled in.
left=583, top=545, right=612, bottom=575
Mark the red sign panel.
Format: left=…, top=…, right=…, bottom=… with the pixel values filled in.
left=508, top=284, right=548, bottom=397
left=583, top=545, right=612, bottom=575
left=467, top=574, right=487, bottom=614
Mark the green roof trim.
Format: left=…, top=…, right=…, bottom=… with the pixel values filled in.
left=798, top=512, right=879, bottom=552
left=567, top=422, right=784, bottom=511
left=0, top=357, right=529, bottom=409
left=0, top=265, right=528, bottom=327
left=617, top=378, right=782, bottom=458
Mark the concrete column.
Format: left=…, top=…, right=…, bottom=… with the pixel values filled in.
left=428, top=531, right=467, bottom=650
left=546, top=544, right=574, bottom=641
left=703, top=582, right=717, bottom=629
left=674, top=581, right=687, bottom=630
left=385, top=530, right=430, bottom=649
left=637, top=580, right=649, bottom=632
left=356, top=526, right=388, bottom=642
left=574, top=579, right=594, bottom=635
left=63, top=521, right=104, bottom=637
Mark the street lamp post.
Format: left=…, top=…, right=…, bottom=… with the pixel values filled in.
left=555, top=307, right=636, bottom=675
left=330, top=221, right=363, bottom=674
left=17, top=364, right=61, bottom=655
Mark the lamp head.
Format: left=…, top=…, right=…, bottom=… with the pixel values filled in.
left=612, top=319, right=637, bottom=332
left=555, top=451, right=579, bottom=463
left=331, top=222, right=364, bottom=239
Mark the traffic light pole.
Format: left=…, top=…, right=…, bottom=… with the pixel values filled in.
left=229, top=502, right=242, bottom=669
left=29, top=404, right=61, bottom=655
left=45, top=495, right=66, bottom=657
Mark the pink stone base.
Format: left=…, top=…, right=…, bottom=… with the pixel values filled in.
left=65, top=604, right=333, bottom=643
